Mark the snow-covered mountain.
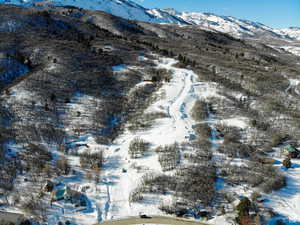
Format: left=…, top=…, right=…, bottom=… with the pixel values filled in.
left=175, top=12, right=289, bottom=39
left=278, top=27, right=300, bottom=40
left=163, top=9, right=298, bottom=41
left=1, top=0, right=300, bottom=42
left=0, top=0, right=188, bottom=24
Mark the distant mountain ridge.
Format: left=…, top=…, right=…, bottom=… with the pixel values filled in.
left=1, top=0, right=300, bottom=41
left=0, top=0, right=189, bottom=24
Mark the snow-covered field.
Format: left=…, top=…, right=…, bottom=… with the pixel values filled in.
left=266, top=157, right=300, bottom=225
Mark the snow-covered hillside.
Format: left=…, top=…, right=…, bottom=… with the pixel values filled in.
left=278, top=27, right=300, bottom=41
left=0, top=0, right=187, bottom=24
left=176, top=12, right=286, bottom=38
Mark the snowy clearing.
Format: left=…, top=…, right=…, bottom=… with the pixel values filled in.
left=266, top=158, right=300, bottom=224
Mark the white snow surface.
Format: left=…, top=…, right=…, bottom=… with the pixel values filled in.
left=174, top=12, right=289, bottom=39
left=278, top=27, right=300, bottom=41
left=219, top=117, right=248, bottom=129
left=266, top=158, right=300, bottom=224
left=0, top=0, right=186, bottom=24
left=281, top=46, right=300, bottom=57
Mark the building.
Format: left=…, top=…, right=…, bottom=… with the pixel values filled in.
left=51, top=186, right=86, bottom=207
left=0, top=211, right=24, bottom=225
left=280, top=144, right=300, bottom=158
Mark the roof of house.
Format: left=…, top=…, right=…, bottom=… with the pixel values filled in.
left=52, top=185, right=83, bottom=200
left=52, top=189, right=66, bottom=200
left=282, top=144, right=299, bottom=152
left=0, top=211, right=24, bottom=223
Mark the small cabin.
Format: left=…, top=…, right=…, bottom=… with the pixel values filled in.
left=280, top=144, right=300, bottom=158
left=51, top=186, right=86, bottom=207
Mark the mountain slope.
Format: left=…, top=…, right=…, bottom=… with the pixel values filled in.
left=1, top=0, right=300, bottom=43
left=164, top=9, right=296, bottom=40
left=0, top=0, right=188, bottom=24
left=279, top=27, right=300, bottom=40
left=1, top=4, right=300, bottom=225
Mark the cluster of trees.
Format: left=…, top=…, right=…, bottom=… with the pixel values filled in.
left=20, top=194, right=48, bottom=222
left=221, top=162, right=286, bottom=193
left=156, top=143, right=181, bottom=171
left=236, top=197, right=253, bottom=225
left=191, top=100, right=208, bottom=121
left=55, top=156, right=70, bottom=175
left=175, top=164, right=216, bottom=205
left=131, top=163, right=216, bottom=208
left=127, top=111, right=167, bottom=132
left=20, top=144, right=52, bottom=174
left=126, top=83, right=159, bottom=130
left=185, top=140, right=212, bottom=163
left=79, top=150, right=104, bottom=170
left=128, top=138, right=149, bottom=159
left=134, top=40, right=175, bottom=58
left=148, top=68, right=172, bottom=83
left=177, top=54, right=197, bottom=67
left=194, top=123, right=212, bottom=141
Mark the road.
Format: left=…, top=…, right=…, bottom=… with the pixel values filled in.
left=98, top=216, right=207, bottom=225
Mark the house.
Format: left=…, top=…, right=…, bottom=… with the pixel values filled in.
left=280, top=144, right=300, bottom=158
left=51, top=188, right=66, bottom=201
left=51, top=186, right=86, bottom=207
left=0, top=211, right=25, bottom=225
